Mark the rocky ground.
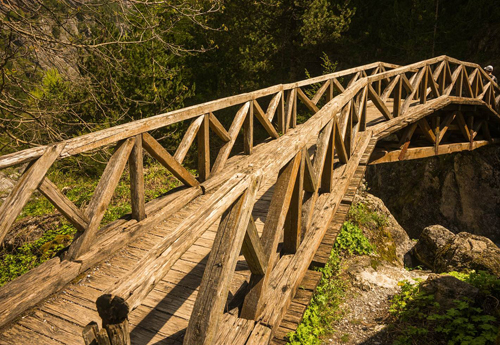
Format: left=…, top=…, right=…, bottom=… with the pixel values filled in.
left=323, top=189, right=500, bottom=345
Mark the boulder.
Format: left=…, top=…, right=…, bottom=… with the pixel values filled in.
left=434, top=232, right=500, bottom=276
left=420, top=274, right=479, bottom=309
left=413, top=225, right=455, bottom=269
left=353, top=193, right=414, bottom=266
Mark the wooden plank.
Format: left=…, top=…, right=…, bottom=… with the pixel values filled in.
left=267, top=91, right=282, bottom=122
left=241, top=154, right=302, bottom=319
left=297, top=88, right=320, bottom=114
left=456, top=111, right=471, bottom=141
left=244, top=101, right=254, bottom=154
left=285, top=89, right=297, bottom=130
left=334, top=119, right=349, bottom=163
left=302, top=148, right=317, bottom=193
left=0, top=257, right=81, bottom=328
left=312, top=120, right=334, bottom=185
left=129, top=135, right=146, bottom=221
left=174, top=116, right=204, bottom=164
left=321, top=120, right=335, bottom=192
left=380, top=75, right=400, bottom=101
left=284, top=151, right=305, bottom=254
left=209, top=112, right=231, bottom=142
left=437, top=112, right=457, bottom=144
left=67, top=138, right=135, bottom=260
left=312, top=80, right=331, bottom=105
left=417, top=118, right=436, bottom=143
left=198, top=114, right=211, bottom=181
left=212, top=102, right=250, bottom=174
left=254, top=99, right=280, bottom=139
left=277, top=91, right=286, bottom=134
left=369, top=139, right=498, bottom=164
left=393, top=77, right=402, bottom=117
left=246, top=323, right=272, bottom=345
left=368, top=84, right=393, bottom=120
left=331, top=78, right=345, bottom=93
left=0, top=143, right=64, bottom=244
left=242, top=216, right=268, bottom=275
left=38, top=177, right=89, bottom=233
left=401, top=67, right=425, bottom=115
left=101, top=174, right=253, bottom=314
left=184, top=177, right=259, bottom=345
left=142, top=132, right=199, bottom=187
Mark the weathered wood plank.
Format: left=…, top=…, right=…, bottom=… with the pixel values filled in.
left=284, top=150, right=305, bottom=254
left=209, top=112, right=231, bottom=142
left=184, top=176, right=259, bottom=345
left=0, top=257, right=81, bottom=328
left=244, top=102, right=254, bottom=154
left=369, top=139, right=499, bottom=164
left=129, top=135, right=146, bottom=221
left=0, top=143, right=64, bottom=244
left=198, top=114, right=211, bottom=181
left=142, top=132, right=199, bottom=187
left=241, top=154, right=301, bottom=319
left=67, top=138, right=135, bottom=260
left=368, top=84, right=393, bottom=120
left=212, top=102, right=250, bottom=174
left=38, top=177, right=89, bottom=233
left=101, top=174, right=253, bottom=314
left=297, top=88, right=320, bottom=114
left=242, top=216, right=268, bottom=275
left=254, top=100, right=280, bottom=139
left=174, top=115, right=204, bottom=164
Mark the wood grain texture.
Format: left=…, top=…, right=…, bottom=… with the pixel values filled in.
left=0, top=143, right=64, bottom=244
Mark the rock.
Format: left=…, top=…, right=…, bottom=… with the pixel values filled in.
left=434, top=232, right=500, bottom=276
left=353, top=193, right=414, bottom=266
left=366, top=146, right=500, bottom=243
left=420, top=274, right=479, bottom=309
left=345, top=256, right=428, bottom=291
left=413, top=225, right=455, bottom=269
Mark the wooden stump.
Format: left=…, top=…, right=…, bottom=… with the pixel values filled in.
left=82, top=295, right=130, bottom=345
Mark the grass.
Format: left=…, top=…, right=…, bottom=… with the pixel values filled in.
left=0, top=160, right=186, bottom=287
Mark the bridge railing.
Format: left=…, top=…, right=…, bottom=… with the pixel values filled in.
left=1, top=54, right=500, bottom=342
left=0, top=61, right=394, bottom=329
left=85, top=55, right=500, bottom=344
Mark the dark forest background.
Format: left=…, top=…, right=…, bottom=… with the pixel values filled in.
left=1, top=0, right=499, bottom=154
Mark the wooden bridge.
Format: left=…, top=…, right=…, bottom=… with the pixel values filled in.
left=0, top=56, right=499, bottom=345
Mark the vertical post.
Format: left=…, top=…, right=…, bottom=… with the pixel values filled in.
left=393, top=78, right=402, bottom=118
left=321, top=121, right=335, bottom=193
left=198, top=114, right=210, bottom=181
left=277, top=90, right=286, bottom=135
left=244, top=101, right=254, bottom=155
left=292, top=88, right=297, bottom=128
left=420, top=66, right=428, bottom=104
left=129, top=135, right=146, bottom=221
left=283, top=151, right=304, bottom=254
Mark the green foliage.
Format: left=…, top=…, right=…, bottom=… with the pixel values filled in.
left=389, top=273, right=500, bottom=345
left=334, top=221, right=374, bottom=256
left=287, top=249, right=346, bottom=345
left=287, top=218, right=375, bottom=344
left=0, top=224, right=76, bottom=287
